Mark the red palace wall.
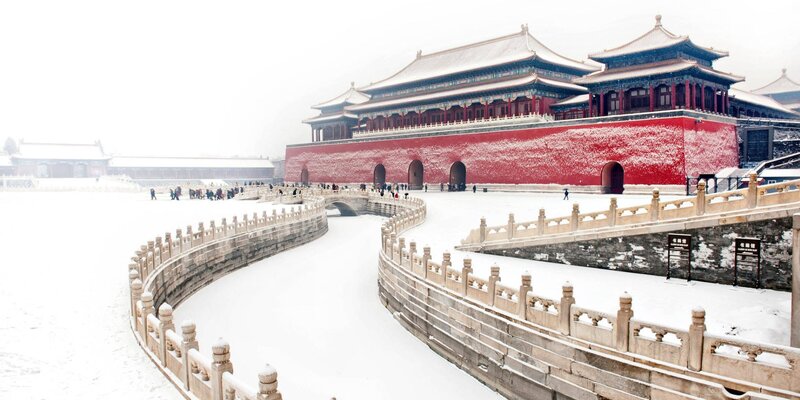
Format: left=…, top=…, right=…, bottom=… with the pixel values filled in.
left=285, top=116, right=738, bottom=186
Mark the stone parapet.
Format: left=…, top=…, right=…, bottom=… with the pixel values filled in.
left=378, top=194, right=800, bottom=398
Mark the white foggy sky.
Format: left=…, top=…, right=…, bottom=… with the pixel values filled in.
left=1, top=0, right=798, bottom=159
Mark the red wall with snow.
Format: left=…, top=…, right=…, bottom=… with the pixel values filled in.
left=285, top=116, right=738, bottom=186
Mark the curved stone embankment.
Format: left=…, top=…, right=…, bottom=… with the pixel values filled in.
left=127, top=190, right=423, bottom=400
left=377, top=197, right=800, bottom=399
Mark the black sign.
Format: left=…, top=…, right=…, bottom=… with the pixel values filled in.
left=734, top=237, right=762, bottom=288
left=667, top=234, right=692, bottom=281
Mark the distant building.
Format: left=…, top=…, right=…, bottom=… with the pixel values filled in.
left=107, top=156, right=273, bottom=183
left=12, top=141, right=110, bottom=178
left=752, top=69, right=800, bottom=113
left=2, top=140, right=274, bottom=183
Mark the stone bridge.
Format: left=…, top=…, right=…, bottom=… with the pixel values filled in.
left=266, top=189, right=399, bottom=217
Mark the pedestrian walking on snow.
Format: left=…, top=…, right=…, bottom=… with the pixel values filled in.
left=563, top=188, right=569, bottom=200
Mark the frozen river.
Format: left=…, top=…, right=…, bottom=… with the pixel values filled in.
left=0, top=190, right=790, bottom=399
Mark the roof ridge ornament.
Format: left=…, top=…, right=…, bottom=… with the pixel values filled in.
left=350, top=81, right=355, bottom=88
left=416, top=50, right=422, bottom=59
left=521, top=23, right=529, bottom=34
left=782, top=68, right=788, bottom=76
left=655, top=14, right=662, bottom=27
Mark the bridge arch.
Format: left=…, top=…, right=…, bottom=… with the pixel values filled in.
left=601, top=161, right=624, bottom=194
left=408, top=160, right=423, bottom=190
left=327, top=201, right=358, bottom=216
left=374, top=164, right=386, bottom=188
left=449, top=161, right=466, bottom=191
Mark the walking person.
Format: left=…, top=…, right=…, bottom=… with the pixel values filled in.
left=424, top=183, right=427, bottom=192
left=150, top=188, right=156, bottom=200
left=472, top=184, right=476, bottom=193
left=563, top=188, right=569, bottom=200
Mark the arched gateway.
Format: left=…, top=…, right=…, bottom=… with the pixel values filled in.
left=408, top=160, right=423, bottom=190
left=374, top=164, right=386, bottom=188
left=300, top=168, right=309, bottom=185
left=449, top=161, right=466, bottom=191
left=601, top=162, right=624, bottom=194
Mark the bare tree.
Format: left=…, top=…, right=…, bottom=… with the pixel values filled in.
left=3, top=137, right=18, bottom=155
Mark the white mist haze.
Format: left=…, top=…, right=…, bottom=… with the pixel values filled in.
left=1, top=0, right=798, bottom=159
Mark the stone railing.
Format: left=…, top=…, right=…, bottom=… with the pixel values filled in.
left=352, top=112, right=552, bottom=138
left=378, top=197, right=800, bottom=398
left=128, top=196, right=331, bottom=400
left=460, top=173, right=800, bottom=247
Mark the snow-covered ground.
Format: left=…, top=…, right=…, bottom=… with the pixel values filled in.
left=0, top=192, right=277, bottom=399
left=1, top=190, right=791, bottom=400
left=405, top=191, right=792, bottom=346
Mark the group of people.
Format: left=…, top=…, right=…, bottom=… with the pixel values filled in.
left=149, top=184, right=249, bottom=201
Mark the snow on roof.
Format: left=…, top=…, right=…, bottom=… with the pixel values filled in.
left=729, top=88, right=800, bottom=115
left=761, top=168, right=800, bottom=178
left=573, top=59, right=743, bottom=85
left=108, top=156, right=274, bottom=169
left=312, top=83, right=370, bottom=109
left=348, top=73, right=586, bottom=112
left=553, top=94, right=589, bottom=107
left=13, top=142, right=110, bottom=161
left=752, top=69, right=800, bottom=95
left=361, top=26, right=597, bottom=92
left=302, top=111, right=359, bottom=124
left=589, top=15, right=728, bottom=61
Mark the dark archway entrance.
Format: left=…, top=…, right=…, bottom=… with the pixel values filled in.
left=300, top=167, right=309, bottom=185
left=373, top=164, right=386, bottom=188
left=449, top=161, right=466, bottom=191
left=601, top=162, right=624, bottom=194
left=327, top=201, right=358, bottom=216
left=408, top=160, right=423, bottom=190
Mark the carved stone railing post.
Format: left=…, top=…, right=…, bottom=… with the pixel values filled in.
left=518, top=272, right=531, bottom=319
left=696, top=180, right=706, bottom=216
left=792, top=214, right=800, bottom=347
left=198, top=222, right=205, bottom=243
left=461, top=259, right=473, bottom=295
left=185, top=225, right=193, bottom=248
left=398, top=237, right=406, bottom=266
left=747, top=172, right=759, bottom=209
left=164, top=232, right=172, bottom=259
left=422, top=246, right=431, bottom=279
left=507, top=213, right=515, bottom=240
left=141, top=291, right=155, bottom=340
left=158, top=303, right=175, bottom=365
left=176, top=228, right=184, bottom=254
left=130, top=278, right=143, bottom=317
left=559, top=282, right=574, bottom=335
left=487, top=265, right=500, bottom=307
left=232, top=216, right=239, bottom=235
left=389, top=233, right=397, bottom=261
left=570, top=203, right=580, bottom=231
left=688, top=307, right=706, bottom=371
left=258, top=364, right=282, bottom=400
left=441, top=251, right=451, bottom=283
left=537, top=209, right=545, bottom=235
left=609, top=198, right=617, bottom=227
left=650, top=189, right=660, bottom=221
left=409, top=241, right=417, bottom=270
left=210, top=220, right=216, bottom=240
left=211, top=339, right=234, bottom=400
left=479, top=217, right=487, bottom=243
left=181, top=321, right=199, bottom=390
left=615, top=292, right=633, bottom=352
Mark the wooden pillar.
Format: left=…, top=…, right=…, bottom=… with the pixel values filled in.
left=484, top=102, right=489, bottom=120
left=700, top=84, right=706, bottom=110
left=619, top=89, right=625, bottom=113
left=713, top=89, right=718, bottom=113
left=531, top=96, right=536, bottom=115
left=588, top=94, right=593, bottom=117
left=507, top=98, right=512, bottom=117
left=649, top=85, right=655, bottom=112
left=724, top=91, right=729, bottom=115
left=599, top=92, right=605, bottom=116
left=690, top=84, right=695, bottom=109
left=671, top=83, right=677, bottom=109
left=684, top=80, right=691, bottom=109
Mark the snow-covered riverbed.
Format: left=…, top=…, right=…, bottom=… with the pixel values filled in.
left=0, top=190, right=790, bottom=399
